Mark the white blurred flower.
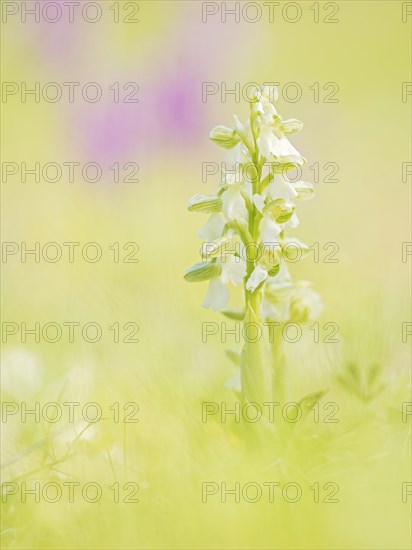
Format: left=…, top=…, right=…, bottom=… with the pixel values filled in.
left=289, top=283, right=323, bottom=322
left=1, top=349, right=42, bottom=398
left=263, top=269, right=323, bottom=323
left=59, top=362, right=96, bottom=403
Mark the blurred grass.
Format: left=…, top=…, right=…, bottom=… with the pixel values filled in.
left=1, top=170, right=411, bottom=549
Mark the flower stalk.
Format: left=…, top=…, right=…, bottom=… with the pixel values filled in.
left=185, top=83, right=323, bottom=405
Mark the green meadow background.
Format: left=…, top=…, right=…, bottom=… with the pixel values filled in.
left=1, top=1, right=411, bottom=548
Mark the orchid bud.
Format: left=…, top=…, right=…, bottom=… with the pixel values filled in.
left=184, top=261, right=221, bottom=283
left=188, top=194, right=222, bottom=213
left=200, top=237, right=235, bottom=261
left=209, top=125, right=241, bottom=149
left=280, top=118, right=303, bottom=135
left=292, top=181, right=315, bottom=201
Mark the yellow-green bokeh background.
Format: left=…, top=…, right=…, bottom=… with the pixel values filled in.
left=1, top=1, right=411, bottom=548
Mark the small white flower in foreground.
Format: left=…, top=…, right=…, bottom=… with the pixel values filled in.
left=289, top=282, right=324, bottom=322
left=1, top=349, right=42, bottom=398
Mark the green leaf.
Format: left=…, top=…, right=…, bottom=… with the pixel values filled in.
left=222, top=309, right=245, bottom=321
left=225, top=349, right=241, bottom=366
left=298, top=388, right=329, bottom=413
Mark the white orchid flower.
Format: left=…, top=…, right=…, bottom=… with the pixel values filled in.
left=258, top=126, right=304, bottom=165
left=284, top=211, right=300, bottom=229
left=246, top=264, right=269, bottom=292
left=246, top=242, right=281, bottom=293
left=203, top=252, right=247, bottom=311
left=253, top=191, right=295, bottom=241
left=268, top=173, right=298, bottom=201
left=261, top=216, right=282, bottom=244
left=221, top=253, right=247, bottom=285
left=197, top=213, right=225, bottom=241
left=253, top=95, right=304, bottom=167
left=203, top=278, right=230, bottom=311
left=200, top=236, right=246, bottom=310
left=221, top=171, right=248, bottom=222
